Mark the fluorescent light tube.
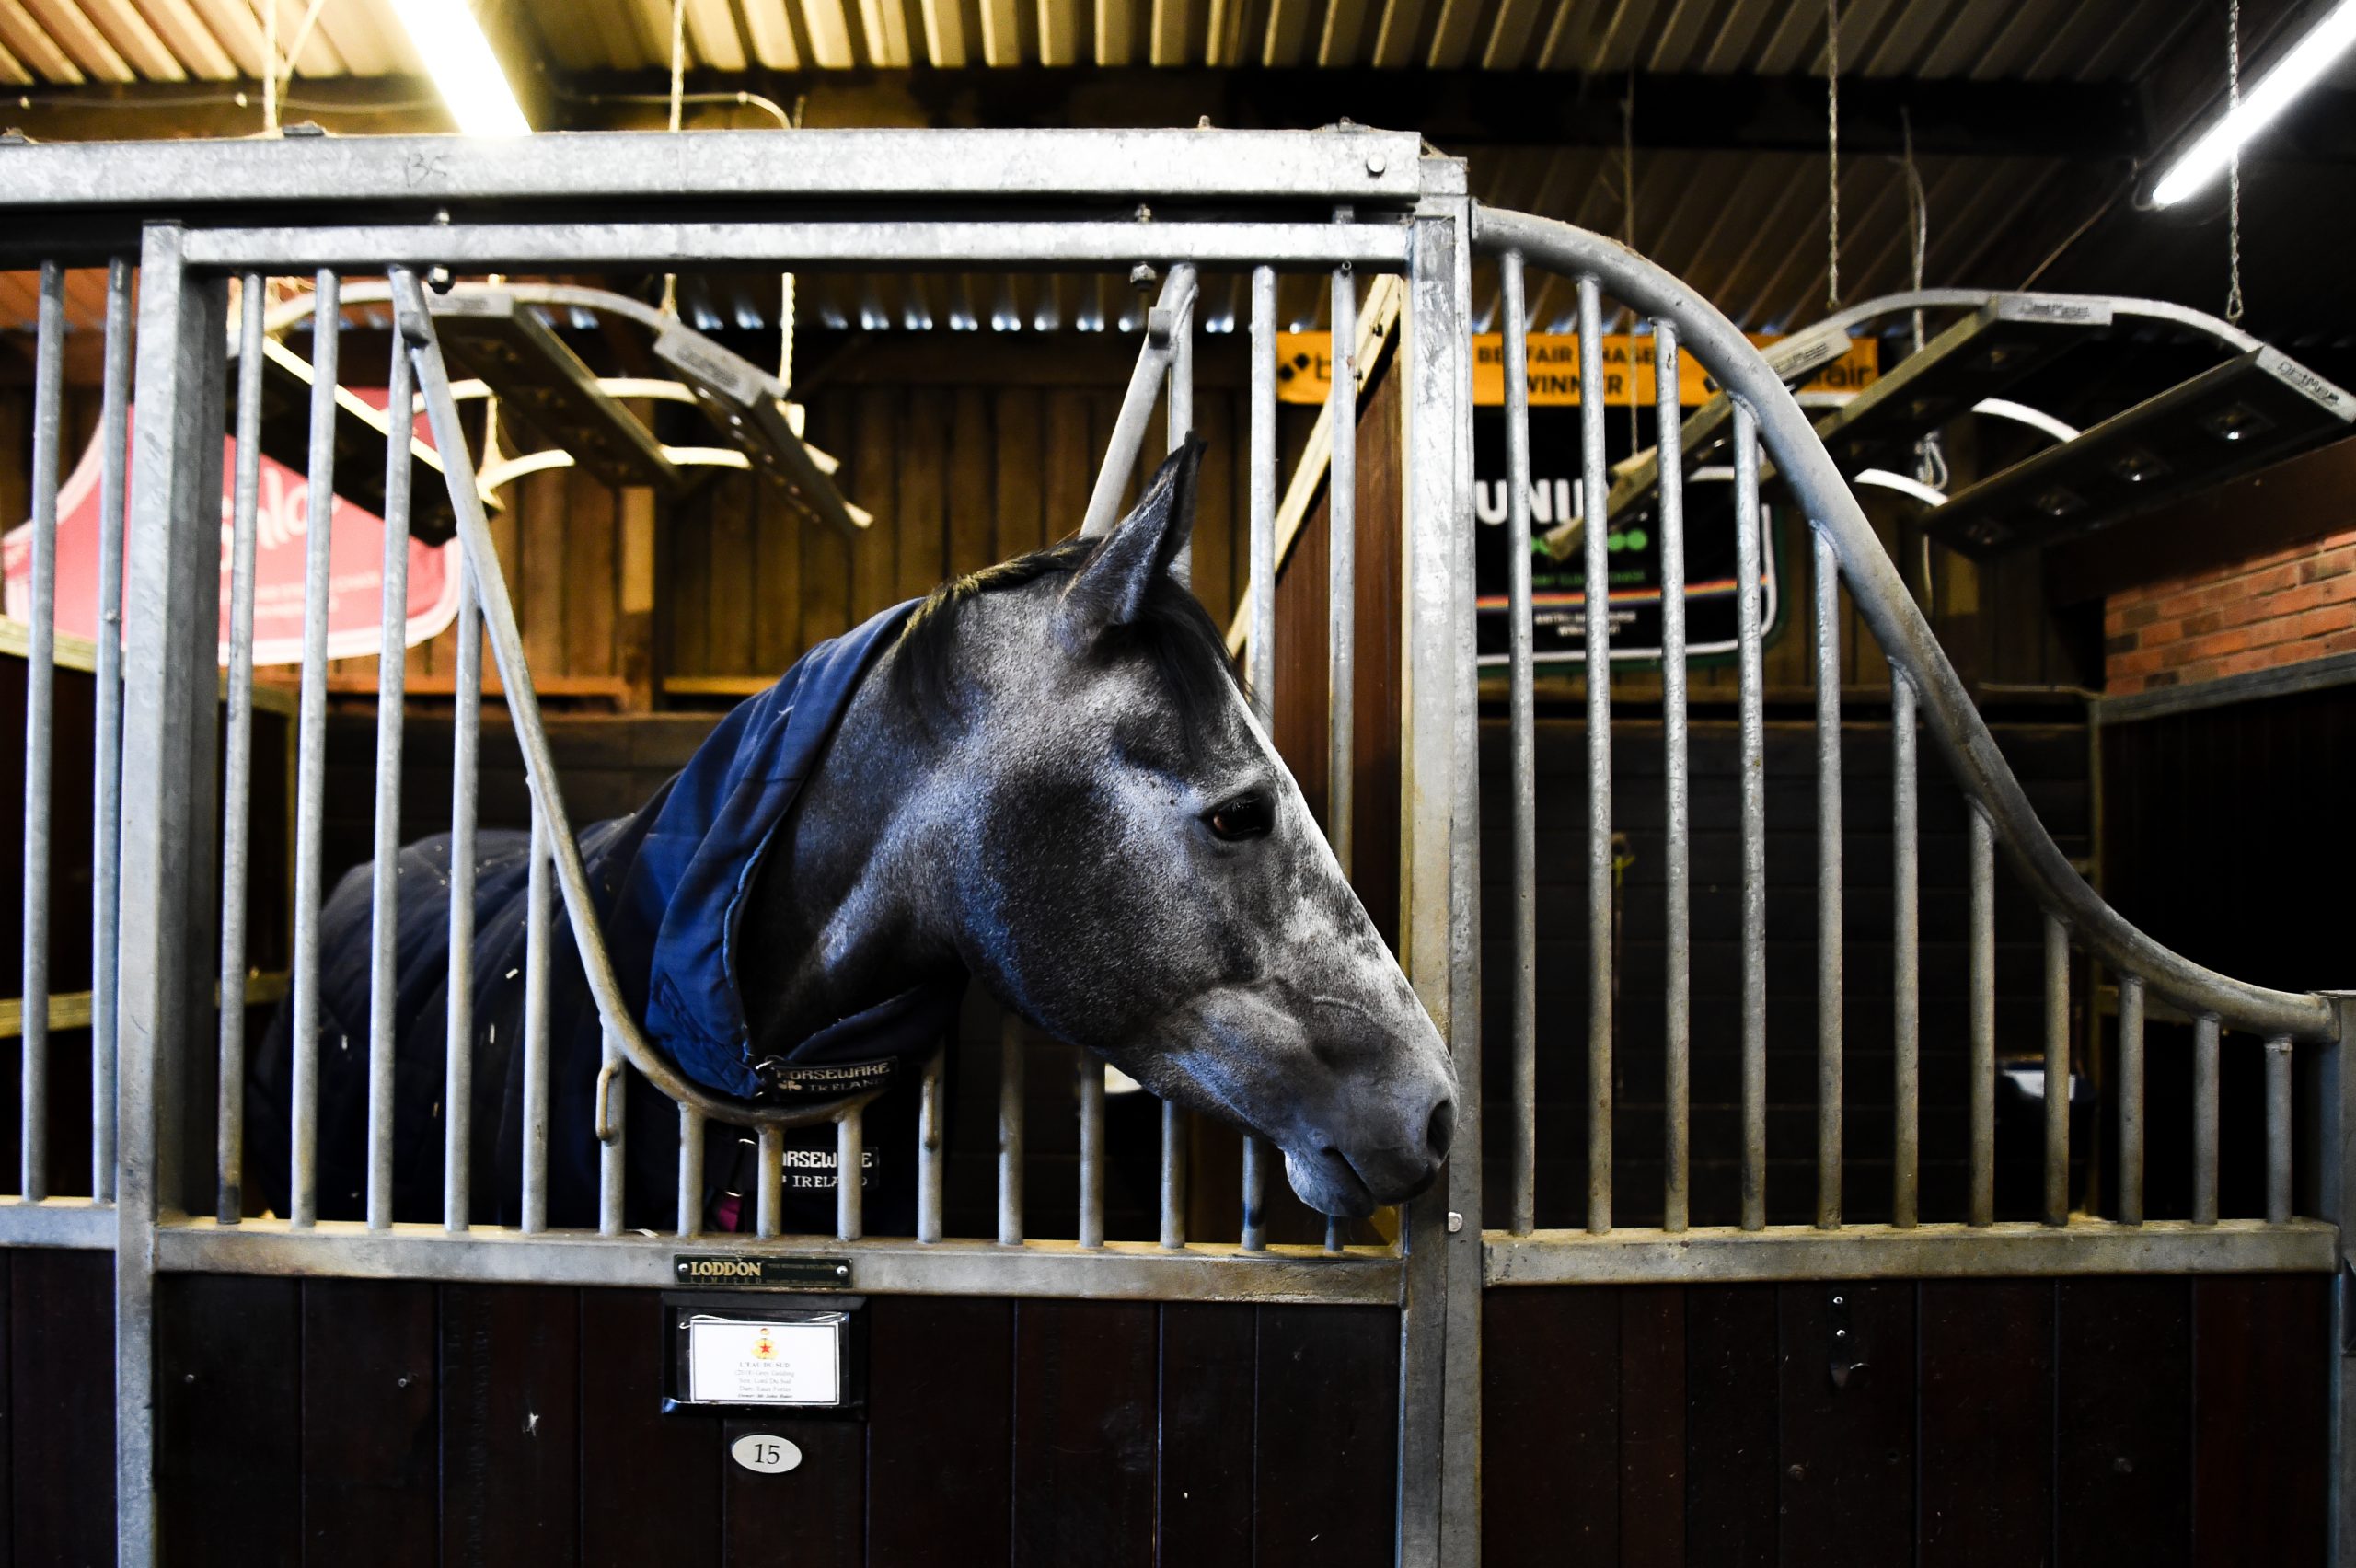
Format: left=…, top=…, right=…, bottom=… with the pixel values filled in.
left=2152, top=0, right=2356, bottom=205
left=385, top=0, right=531, bottom=138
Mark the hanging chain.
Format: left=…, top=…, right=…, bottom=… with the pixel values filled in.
left=2226, top=0, right=2246, bottom=324
left=1825, top=0, right=1841, bottom=308
left=659, top=0, right=687, bottom=317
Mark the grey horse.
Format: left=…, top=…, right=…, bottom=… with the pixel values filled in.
left=738, top=439, right=1458, bottom=1217
left=256, top=440, right=1455, bottom=1229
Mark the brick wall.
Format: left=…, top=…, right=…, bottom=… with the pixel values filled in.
left=2104, top=525, right=2356, bottom=695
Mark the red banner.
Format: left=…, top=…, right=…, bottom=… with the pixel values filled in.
left=4, top=391, right=459, bottom=666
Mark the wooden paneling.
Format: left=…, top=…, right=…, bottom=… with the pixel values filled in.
left=2190, top=1274, right=2329, bottom=1566
left=1919, top=1278, right=2053, bottom=1564
left=863, top=1296, right=1014, bottom=1568
left=1481, top=1274, right=2332, bottom=1567
left=1011, top=1298, right=1158, bottom=1567
left=440, top=1283, right=582, bottom=1566
left=156, top=1273, right=298, bottom=1567
left=581, top=1287, right=721, bottom=1567
left=300, top=1279, right=439, bottom=1561
left=2057, top=1276, right=2191, bottom=1566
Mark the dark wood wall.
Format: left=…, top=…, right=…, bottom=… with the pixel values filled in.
left=1484, top=1274, right=2330, bottom=1567
left=2, top=1255, right=2331, bottom=1566
left=146, top=1272, right=1395, bottom=1568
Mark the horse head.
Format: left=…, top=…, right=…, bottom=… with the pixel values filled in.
left=874, top=440, right=1459, bottom=1217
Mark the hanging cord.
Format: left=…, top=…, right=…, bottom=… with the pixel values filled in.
left=2225, top=0, right=2246, bottom=324
left=1899, top=110, right=1947, bottom=494
left=659, top=0, right=687, bottom=318
left=1824, top=0, right=1841, bottom=309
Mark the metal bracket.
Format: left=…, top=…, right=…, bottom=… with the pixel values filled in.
left=1828, top=1288, right=1870, bottom=1389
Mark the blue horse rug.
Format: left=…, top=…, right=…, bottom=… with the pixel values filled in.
left=249, top=599, right=964, bottom=1233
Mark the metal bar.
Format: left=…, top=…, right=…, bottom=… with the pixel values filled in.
left=365, top=332, right=413, bottom=1234
left=1080, top=264, right=1197, bottom=539
left=2044, top=914, right=2070, bottom=1227
left=756, top=1124, right=782, bottom=1239
left=21, top=261, right=64, bottom=1205
left=1168, top=270, right=1196, bottom=587
left=2316, top=994, right=2356, bottom=1568
left=1484, top=1218, right=2339, bottom=1286
left=1078, top=1056, right=1105, bottom=1249
left=1969, top=808, right=1996, bottom=1227
left=1242, top=1136, right=1268, bottom=1251
left=2193, top=1014, right=2221, bottom=1226
left=91, top=256, right=133, bottom=1207
left=918, top=1051, right=944, bottom=1244
left=1402, top=176, right=1485, bottom=1568
left=182, top=222, right=1410, bottom=273
left=598, top=1027, right=626, bottom=1238
left=8, top=128, right=1430, bottom=207
left=998, top=1022, right=1023, bottom=1245
left=1657, top=320, right=1691, bottom=1236
left=2266, top=1036, right=2293, bottom=1226
left=116, top=228, right=226, bottom=1566
left=1247, top=264, right=1276, bottom=726
left=443, top=563, right=480, bottom=1232
left=677, top=1107, right=704, bottom=1238
left=519, top=806, right=552, bottom=1234
left=1735, top=403, right=1767, bottom=1233
left=1578, top=273, right=1612, bottom=1237
left=1893, top=672, right=1921, bottom=1229
left=837, top=1106, right=864, bottom=1243
left=148, top=1220, right=1408, bottom=1302
left=287, top=269, right=340, bottom=1231
left=1242, top=259, right=1279, bottom=1260
left=1813, top=526, right=1842, bottom=1229
left=1158, top=1101, right=1185, bottom=1249
left=214, top=274, right=266, bottom=1225
left=1472, top=207, right=2339, bottom=1046
left=1329, top=259, right=1358, bottom=881
left=2118, top=975, right=2145, bottom=1225
left=1502, top=250, right=1537, bottom=1238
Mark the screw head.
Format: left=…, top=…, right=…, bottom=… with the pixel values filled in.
left=1446, top=1211, right=1464, bottom=1233
left=835, top=1264, right=850, bottom=1280
left=1365, top=153, right=1387, bottom=176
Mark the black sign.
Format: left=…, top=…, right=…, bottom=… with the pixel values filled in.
left=674, top=1253, right=854, bottom=1288
left=1473, top=406, right=1785, bottom=666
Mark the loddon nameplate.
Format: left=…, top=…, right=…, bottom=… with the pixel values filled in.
left=674, top=1253, right=852, bottom=1287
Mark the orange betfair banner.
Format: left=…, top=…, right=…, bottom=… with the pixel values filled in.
left=1273, top=330, right=1878, bottom=407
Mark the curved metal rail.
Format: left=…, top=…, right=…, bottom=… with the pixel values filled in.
left=1473, top=204, right=2337, bottom=1049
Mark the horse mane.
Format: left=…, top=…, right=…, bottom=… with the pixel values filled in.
left=887, top=534, right=1242, bottom=743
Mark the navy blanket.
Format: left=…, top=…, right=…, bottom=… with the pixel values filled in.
left=249, top=600, right=964, bottom=1232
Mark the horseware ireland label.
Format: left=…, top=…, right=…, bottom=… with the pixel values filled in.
left=675, top=1253, right=853, bottom=1287
left=685, top=1314, right=844, bottom=1406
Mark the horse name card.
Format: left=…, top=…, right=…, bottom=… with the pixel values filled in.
left=684, top=1313, right=844, bottom=1406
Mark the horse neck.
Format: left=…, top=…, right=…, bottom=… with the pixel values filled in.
left=733, top=659, right=959, bottom=1056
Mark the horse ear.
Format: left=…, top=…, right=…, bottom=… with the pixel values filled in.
left=1057, top=435, right=1203, bottom=651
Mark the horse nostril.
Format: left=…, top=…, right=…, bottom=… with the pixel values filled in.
left=1426, top=1099, right=1456, bottom=1161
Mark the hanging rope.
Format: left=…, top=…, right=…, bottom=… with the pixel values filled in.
left=1824, top=0, right=1842, bottom=309
left=2226, top=0, right=2246, bottom=324
left=659, top=0, right=687, bottom=318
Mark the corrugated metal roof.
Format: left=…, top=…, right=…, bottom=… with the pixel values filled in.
left=0, top=0, right=2202, bottom=85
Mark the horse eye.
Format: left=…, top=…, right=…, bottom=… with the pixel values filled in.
left=1206, top=793, right=1274, bottom=842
